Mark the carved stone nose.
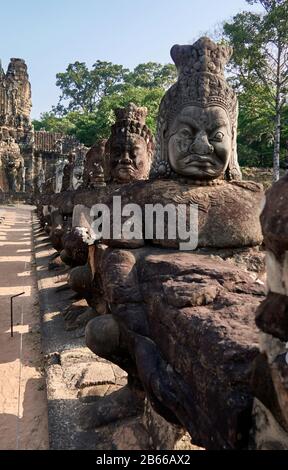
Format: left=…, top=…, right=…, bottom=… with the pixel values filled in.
left=190, top=132, right=214, bottom=154
left=120, top=151, right=132, bottom=164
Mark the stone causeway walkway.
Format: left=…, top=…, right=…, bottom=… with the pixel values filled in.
left=0, top=205, right=48, bottom=450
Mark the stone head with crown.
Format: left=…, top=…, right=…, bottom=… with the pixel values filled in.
left=71, top=144, right=87, bottom=190
left=108, top=103, right=154, bottom=183
left=151, top=37, right=241, bottom=184
left=82, top=138, right=109, bottom=189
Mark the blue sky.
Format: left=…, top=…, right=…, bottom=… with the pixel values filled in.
left=0, top=0, right=262, bottom=118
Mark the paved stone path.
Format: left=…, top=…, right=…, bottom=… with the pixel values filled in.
left=0, top=205, right=48, bottom=450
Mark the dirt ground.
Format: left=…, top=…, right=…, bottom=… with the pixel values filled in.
left=0, top=205, right=49, bottom=450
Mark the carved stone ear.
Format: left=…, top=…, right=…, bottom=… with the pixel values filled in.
left=170, top=44, right=181, bottom=65
left=170, top=44, right=191, bottom=73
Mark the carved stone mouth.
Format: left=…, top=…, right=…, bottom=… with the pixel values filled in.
left=183, top=155, right=215, bottom=166
left=117, top=165, right=135, bottom=172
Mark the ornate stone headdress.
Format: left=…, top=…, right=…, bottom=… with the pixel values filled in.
left=151, top=37, right=241, bottom=181
left=109, top=103, right=154, bottom=152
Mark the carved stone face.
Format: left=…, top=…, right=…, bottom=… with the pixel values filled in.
left=110, top=134, right=150, bottom=183
left=168, top=106, right=232, bottom=180
left=7, top=158, right=21, bottom=170
left=84, top=140, right=107, bottom=186
left=89, top=163, right=104, bottom=180
left=72, top=166, right=84, bottom=190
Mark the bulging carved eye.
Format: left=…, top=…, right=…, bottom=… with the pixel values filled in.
left=211, top=131, right=224, bottom=142
left=179, top=128, right=192, bottom=139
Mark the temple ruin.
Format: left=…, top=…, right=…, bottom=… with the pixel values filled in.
left=2, top=39, right=288, bottom=451
left=0, top=58, right=87, bottom=198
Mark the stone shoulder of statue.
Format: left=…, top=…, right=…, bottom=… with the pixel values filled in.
left=99, top=177, right=263, bottom=250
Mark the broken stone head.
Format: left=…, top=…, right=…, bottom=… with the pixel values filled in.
left=60, top=145, right=86, bottom=192
left=72, top=145, right=86, bottom=190
left=83, top=139, right=108, bottom=188
left=108, top=103, right=154, bottom=183
left=151, top=37, right=241, bottom=182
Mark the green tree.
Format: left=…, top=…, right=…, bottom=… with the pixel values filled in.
left=36, top=61, right=177, bottom=146
left=33, top=86, right=166, bottom=147
left=94, top=85, right=165, bottom=138
left=237, top=83, right=276, bottom=167
left=223, top=0, right=288, bottom=180
left=54, top=60, right=129, bottom=115
left=33, top=111, right=75, bottom=134
left=126, top=62, right=177, bottom=90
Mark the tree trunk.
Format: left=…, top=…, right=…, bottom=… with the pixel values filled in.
left=273, top=108, right=281, bottom=182
left=273, top=41, right=282, bottom=183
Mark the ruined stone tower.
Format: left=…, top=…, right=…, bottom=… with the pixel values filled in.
left=0, top=58, right=32, bottom=123
left=0, top=58, right=34, bottom=192
left=0, top=58, right=87, bottom=196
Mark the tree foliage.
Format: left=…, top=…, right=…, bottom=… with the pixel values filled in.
left=33, top=61, right=177, bottom=146
left=53, top=61, right=129, bottom=115
left=126, top=62, right=177, bottom=90
left=223, top=0, right=288, bottom=178
left=33, top=111, right=75, bottom=134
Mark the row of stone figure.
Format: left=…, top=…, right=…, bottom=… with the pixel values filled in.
left=51, top=104, right=153, bottom=195
left=0, top=138, right=25, bottom=192
left=37, top=37, right=288, bottom=449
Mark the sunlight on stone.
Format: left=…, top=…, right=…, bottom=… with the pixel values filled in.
left=0, top=241, right=31, bottom=246
left=0, top=287, right=31, bottom=296
left=0, top=256, right=31, bottom=263
left=4, top=325, right=30, bottom=335
left=17, top=271, right=32, bottom=277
